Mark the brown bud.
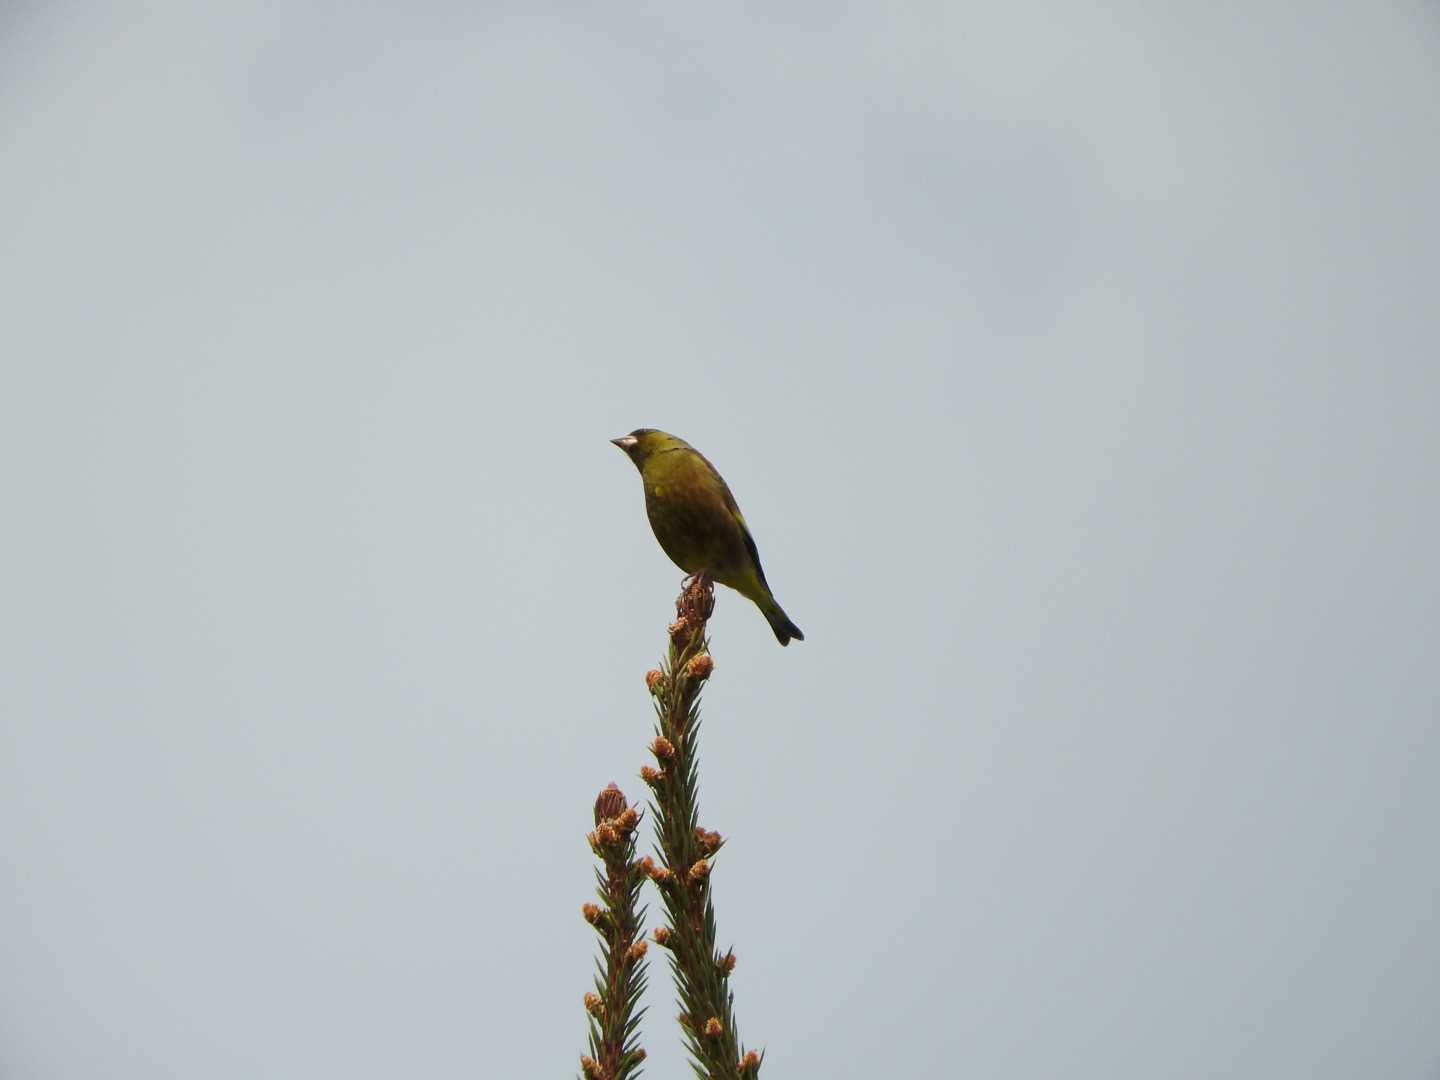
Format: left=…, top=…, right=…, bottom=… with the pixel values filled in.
left=694, top=827, right=723, bottom=853
left=626, top=940, right=649, bottom=964
left=718, top=949, right=737, bottom=974
left=668, top=617, right=690, bottom=646
left=677, top=575, right=716, bottom=624
left=615, top=806, right=640, bottom=834
left=687, top=859, right=711, bottom=885
left=583, top=991, right=604, bottom=1017
left=581, top=902, right=603, bottom=927
left=579, top=1055, right=605, bottom=1080
left=650, top=865, right=676, bottom=888
left=704, top=1017, right=724, bottom=1038
left=639, top=765, right=664, bottom=787
left=645, top=669, right=666, bottom=694
left=650, top=736, right=675, bottom=761
left=595, top=822, right=620, bottom=847
left=593, top=783, right=627, bottom=825
left=739, top=1049, right=761, bottom=1073
left=653, top=926, right=672, bottom=947
left=684, top=653, right=714, bottom=681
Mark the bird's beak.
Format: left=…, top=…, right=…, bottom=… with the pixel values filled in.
left=611, top=435, right=638, bottom=451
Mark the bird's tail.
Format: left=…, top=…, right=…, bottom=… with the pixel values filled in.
left=762, top=599, right=805, bottom=647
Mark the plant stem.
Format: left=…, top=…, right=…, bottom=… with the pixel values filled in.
left=579, top=785, right=649, bottom=1080
left=641, top=575, right=762, bottom=1079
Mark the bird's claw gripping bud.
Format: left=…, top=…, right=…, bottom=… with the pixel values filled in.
left=677, top=574, right=716, bottom=625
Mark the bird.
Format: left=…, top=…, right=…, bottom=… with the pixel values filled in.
left=611, top=428, right=804, bottom=646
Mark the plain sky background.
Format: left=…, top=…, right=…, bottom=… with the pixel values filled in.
left=3, top=3, right=1438, bottom=1077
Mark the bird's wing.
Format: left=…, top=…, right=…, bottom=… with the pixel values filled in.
left=736, top=518, right=769, bottom=589
left=696, top=451, right=771, bottom=590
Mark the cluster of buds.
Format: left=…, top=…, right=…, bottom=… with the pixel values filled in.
left=686, top=858, right=711, bottom=886
left=588, top=783, right=642, bottom=856
left=644, top=668, right=667, bottom=696
left=683, top=653, right=714, bottom=681
left=694, top=826, right=723, bottom=855
left=583, top=992, right=604, bottom=1018
left=638, top=764, right=664, bottom=788
left=649, top=736, right=675, bottom=762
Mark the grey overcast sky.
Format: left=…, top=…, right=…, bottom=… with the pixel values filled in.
left=2, top=3, right=1438, bottom=1077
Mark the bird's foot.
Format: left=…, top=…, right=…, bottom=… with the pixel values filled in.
left=677, top=571, right=716, bottom=628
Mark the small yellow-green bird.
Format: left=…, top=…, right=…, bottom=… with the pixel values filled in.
left=611, top=428, right=804, bottom=646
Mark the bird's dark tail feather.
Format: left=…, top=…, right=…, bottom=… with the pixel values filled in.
left=765, top=603, right=804, bottom=647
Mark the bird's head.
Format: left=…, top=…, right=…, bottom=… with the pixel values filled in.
left=610, top=428, right=688, bottom=469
